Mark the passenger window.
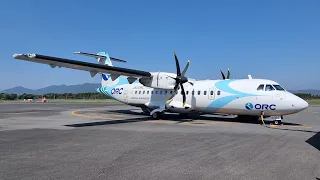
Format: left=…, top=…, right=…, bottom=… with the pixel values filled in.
left=139, top=91, right=141, bottom=94
left=198, top=91, right=200, bottom=95
left=155, top=91, right=158, bottom=94
left=257, top=84, right=264, bottom=91
left=210, top=91, right=213, bottom=95
left=143, top=91, right=145, bottom=94
left=204, top=91, right=207, bottom=95
left=186, top=91, right=189, bottom=95
left=192, top=91, right=195, bottom=95
left=147, top=91, right=149, bottom=94
left=135, top=91, right=137, bottom=94
left=217, top=91, right=221, bottom=95
left=160, top=91, right=162, bottom=95
left=170, top=91, right=173, bottom=94
left=164, top=91, right=167, bottom=94
left=265, top=84, right=275, bottom=91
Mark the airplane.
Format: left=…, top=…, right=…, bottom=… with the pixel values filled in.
left=13, top=52, right=309, bottom=124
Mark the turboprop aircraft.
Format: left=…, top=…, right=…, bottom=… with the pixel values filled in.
left=13, top=52, right=309, bottom=123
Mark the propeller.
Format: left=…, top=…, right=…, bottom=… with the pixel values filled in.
left=220, top=68, right=230, bottom=80
left=166, top=52, right=193, bottom=106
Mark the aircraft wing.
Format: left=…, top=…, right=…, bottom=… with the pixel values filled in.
left=13, top=53, right=152, bottom=78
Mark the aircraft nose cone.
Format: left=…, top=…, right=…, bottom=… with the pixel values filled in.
left=298, top=98, right=309, bottom=110
left=292, top=96, right=309, bottom=111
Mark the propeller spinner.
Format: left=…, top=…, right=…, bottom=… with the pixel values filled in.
left=166, top=52, right=193, bottom=106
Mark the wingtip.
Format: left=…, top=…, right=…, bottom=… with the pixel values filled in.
left=13, top=53, right=22, bottom=58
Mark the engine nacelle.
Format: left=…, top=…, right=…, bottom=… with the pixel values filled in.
left=139, top=72, right=177, bottom=89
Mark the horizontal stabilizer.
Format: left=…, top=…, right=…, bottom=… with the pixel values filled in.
left=74, top=52, right=126, bottom=63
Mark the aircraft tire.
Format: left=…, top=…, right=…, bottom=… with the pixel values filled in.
left=274, top=120, right=281, bottom=125
left=151, top=112, right=163, bottom=120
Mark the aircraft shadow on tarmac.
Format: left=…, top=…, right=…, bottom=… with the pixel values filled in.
left=305, top=132, right=320, bottom=151
left=65, top=117, right=151, bottom=127
left=66, top=109, right=304, bottom=128
left=106, top=109, right=303, bottom=126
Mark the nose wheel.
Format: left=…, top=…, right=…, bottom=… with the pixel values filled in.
left=270, top=115, right=284, bottom=125
left=272, top=120, right=282, bottom=125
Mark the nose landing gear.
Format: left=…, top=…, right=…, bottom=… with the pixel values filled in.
left=270, top=115, right=283, bottom=125
left=261, top=112, right=283, bottom=125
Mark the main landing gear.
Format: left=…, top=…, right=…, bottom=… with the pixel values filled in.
left=151, top=111, right=164, bottom=119
left=148, top=108, right=166, bottom=120
left=142, top=107, right=164, bottom=119
left=141, top=107, right=151, bottom=115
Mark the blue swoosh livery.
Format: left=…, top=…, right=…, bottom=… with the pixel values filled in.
left=207, top=80, right=259, bottom=109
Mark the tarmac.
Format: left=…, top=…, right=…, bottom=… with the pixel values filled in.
left=0, top=102, right=319, bottom=180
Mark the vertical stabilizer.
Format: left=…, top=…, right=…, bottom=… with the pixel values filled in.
left=74, top=51, right=125, bottom=88
left=96, top=52, right=113, bottom=66
left=95, top=52, right=117, bottom=87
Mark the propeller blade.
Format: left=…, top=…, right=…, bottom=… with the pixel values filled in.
left=174, top=52, right=181, bottom=76
left=227, top=68, right=230, bottom=79
left=165, top=74, right=176, bottom=80
left=166, top=84, right=179, bottom=103
left=220, top=70, right=226, bottom=80
left=180, top=83, right=186, bottom=107
left=181, top=60, right=190, bottom=76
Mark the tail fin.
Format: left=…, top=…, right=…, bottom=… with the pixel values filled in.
left=74, top=51, right=121, bottom=87
left=96, top=52, right=113, bottom=66
left=95, top=52, right=115, bottom=87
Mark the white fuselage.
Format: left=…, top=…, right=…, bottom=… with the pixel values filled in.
left=98, top=75, right=308, bottom=117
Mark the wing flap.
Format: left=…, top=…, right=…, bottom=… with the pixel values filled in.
left=13, top=53, right=151, bottom=78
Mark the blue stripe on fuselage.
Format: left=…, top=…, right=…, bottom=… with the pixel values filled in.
left=207, top=80, right=259, bottom=109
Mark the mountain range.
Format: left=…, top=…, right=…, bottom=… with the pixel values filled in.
left=1, top=83, right=320, bottom=95
left=0, top=83, right=101, bottom=94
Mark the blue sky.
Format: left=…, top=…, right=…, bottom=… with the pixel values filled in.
left=1, top=0, right=320, bottom=90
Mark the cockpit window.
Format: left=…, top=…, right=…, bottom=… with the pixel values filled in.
left=273, top=84, right=285, bottom=91
left=265, top=84, right=275, bottom=91
left=257, top=84, right=264, bottom=91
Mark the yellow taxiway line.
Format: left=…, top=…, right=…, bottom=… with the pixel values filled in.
left=269, top=124, right=313, bottom=129
left=71, top=110, right=119, bottom=120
